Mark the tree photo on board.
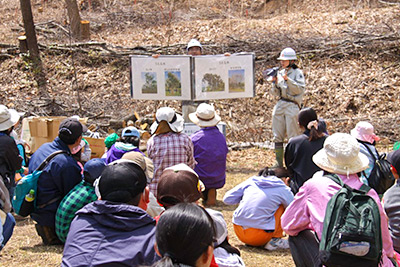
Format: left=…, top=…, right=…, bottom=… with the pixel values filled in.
left=202, top=73, right=225, bottom=92
left=141, top=72, right=157, bottom=94
left=165, top=71, right=182, bottom=96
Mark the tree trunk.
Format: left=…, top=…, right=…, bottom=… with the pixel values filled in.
left=65, top=0, right=82, bottom=39
left=19, top=0, right=48, bottom=97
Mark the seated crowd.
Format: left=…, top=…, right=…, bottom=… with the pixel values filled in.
left=1, top=99, right=400, bottom=267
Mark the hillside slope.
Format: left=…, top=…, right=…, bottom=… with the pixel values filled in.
left=1, top=0, right=399, bottom=143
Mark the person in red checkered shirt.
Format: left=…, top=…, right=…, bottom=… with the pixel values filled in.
left=147, top=107, right=195, bottom=197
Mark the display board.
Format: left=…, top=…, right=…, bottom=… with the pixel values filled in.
left=130, top=55, right=192, bottom=100
left=193, top=53, right=255, bottom=100
left=130, top=53, right=254, bottom=100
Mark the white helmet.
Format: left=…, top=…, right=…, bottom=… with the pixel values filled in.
left=277, top=47, right=297, bottom=60
left=187, top=39, right=203, bottom=51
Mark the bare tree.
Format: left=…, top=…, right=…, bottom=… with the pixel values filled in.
left=65, top=0, right=82, bottom=39
left=20, top=0, right=48, bottom=97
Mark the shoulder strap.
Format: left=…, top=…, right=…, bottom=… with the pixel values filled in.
left=324, top=174, right=344, bottom=187
left=325, top=173, right=371, bottom=193
left=36, top=150, right=69, bottom=172
left=360, top=141, right=378, bottom=161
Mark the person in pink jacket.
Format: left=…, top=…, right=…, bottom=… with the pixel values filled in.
left=281, top=133, right=396, bottom=267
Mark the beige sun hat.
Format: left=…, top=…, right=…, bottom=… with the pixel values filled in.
left=189, top=103, right=221, bottom=127
left=312, top=133, right=369, bottom=175
left=150, top=107, right=184, bottom=134
left=0, top=105, right=20, bottom=131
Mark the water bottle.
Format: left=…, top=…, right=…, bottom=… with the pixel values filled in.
left=19, top=189, right=35, bottom=217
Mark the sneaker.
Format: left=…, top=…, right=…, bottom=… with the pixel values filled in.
left=264, top=238, right=290, bottom=250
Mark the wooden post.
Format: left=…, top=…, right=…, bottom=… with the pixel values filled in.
left=18, top=35, right=28, bottom=53
left=80, top=20, right=90, bottom=40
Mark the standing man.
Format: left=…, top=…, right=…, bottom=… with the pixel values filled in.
left=29, top=118, right=83, bottom=245
left=268, top=47, right=305, bottom=167
left=182, top=39, right=203, bottom=122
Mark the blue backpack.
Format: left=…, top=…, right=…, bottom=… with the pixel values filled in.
left=12, top=150, right=67, bottom=216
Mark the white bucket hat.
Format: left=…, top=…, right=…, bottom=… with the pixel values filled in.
left=189, top=103, right=221, bottom=127
left=0, top=105, right=20, bottom=131
left=150, top=107, right=184, bottom=134
left=312, top=133, right=369, bottom=175
left=350, top=121, right=380, bottom=144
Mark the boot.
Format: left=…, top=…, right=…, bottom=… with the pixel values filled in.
left=274, top=143, right=284, bottom=168
left=205, top=188, right=217, bottom=206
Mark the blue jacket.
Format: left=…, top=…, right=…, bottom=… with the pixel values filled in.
left=28, top=137, right=82, bottom=226
left=62, top=200, right=159, bottom=267
left=223, top=175, right=294, bottom=230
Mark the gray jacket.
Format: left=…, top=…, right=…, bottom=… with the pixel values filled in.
left=271, top=67, right=305, bottom=106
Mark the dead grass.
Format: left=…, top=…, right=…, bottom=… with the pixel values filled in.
left=0, top=148, right=294, bottom=266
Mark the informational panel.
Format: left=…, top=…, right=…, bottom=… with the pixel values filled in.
left=130, top=55, right=192, bottom=100
left=193, top=53, right=255, bottom=100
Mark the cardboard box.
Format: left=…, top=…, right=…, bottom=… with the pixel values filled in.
left=24, top=116, right=89, bottom=153
left=85, top=137, right=106, bottom=159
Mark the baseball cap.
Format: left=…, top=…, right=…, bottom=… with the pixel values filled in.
left=388, top=150, right=400, bottom=174
left=157, top=163, right=203, bottom=208
left=83, top=158, right=107, bottom=184
left=122, top=126, right=140, bottom=138
left=121, top=151, right=154, bottom=183
left=58, top=118, right=83, bottom=144
left=95, top=159, right=147, bottom=203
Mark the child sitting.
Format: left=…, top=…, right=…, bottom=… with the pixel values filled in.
left=207, top=208, right=245, bottom=267
left=223, top=167, right=294, bottom=250
left=55, top=158, right=106, bottom=243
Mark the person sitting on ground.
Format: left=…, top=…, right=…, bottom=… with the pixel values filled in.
left=101, top=132, right=119, bottom=158
left=55, top=158, right=106, bottom=243
left=223, top=167, right=293, bottom=250
left=281, top=133, right=396, bottom=267
left=28, top=118, right=83, bottom=245
left=0, top=105, right=23, bottom=199
left=152, top=203, right=215, bottom=267
left=189, top=103, right=228, bottom=206
left=121, top=151, right=164, bottom=217
left=350, top=121, right=380, bottom=185
left=156, top=163, right=223, bottom=267
left=62, top=159, right=159, bottom=266
left=284, top=107, right=328, bottom=194
left=105, top=126, right=143, bottom=164
left=207, top=209, right=245, bottom=267
left=0, top=177, right=15, bottom=251
left=147, top=107, right=195, bottom=197
left=383, top=149, right=400, bottom=254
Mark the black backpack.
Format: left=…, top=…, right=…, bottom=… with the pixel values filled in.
left=360, top=142, right=395, bottom=194
left=319, top=174, right=382, bottom=267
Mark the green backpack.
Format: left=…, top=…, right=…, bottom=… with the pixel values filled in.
left=319, top=174, right=382, bottom=267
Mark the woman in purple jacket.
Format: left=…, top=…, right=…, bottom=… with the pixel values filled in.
left=189, top=103, right=228, bottom=206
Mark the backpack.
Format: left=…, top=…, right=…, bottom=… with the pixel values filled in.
left=319, top=174, right=382, bottom=267
left=12, top=150, right=68, bottom=217
left=361, top=143, right=395, bottom=194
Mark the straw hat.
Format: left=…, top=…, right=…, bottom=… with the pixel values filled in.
left=350, top=121, right=380, bottom=144
left=312, top=133, right=369, bottom=175
left=0, top=105, right=20, bottom=131
left=189, top=103, right=221, bottom=127
left=150, top=107, right=184, bottom=134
